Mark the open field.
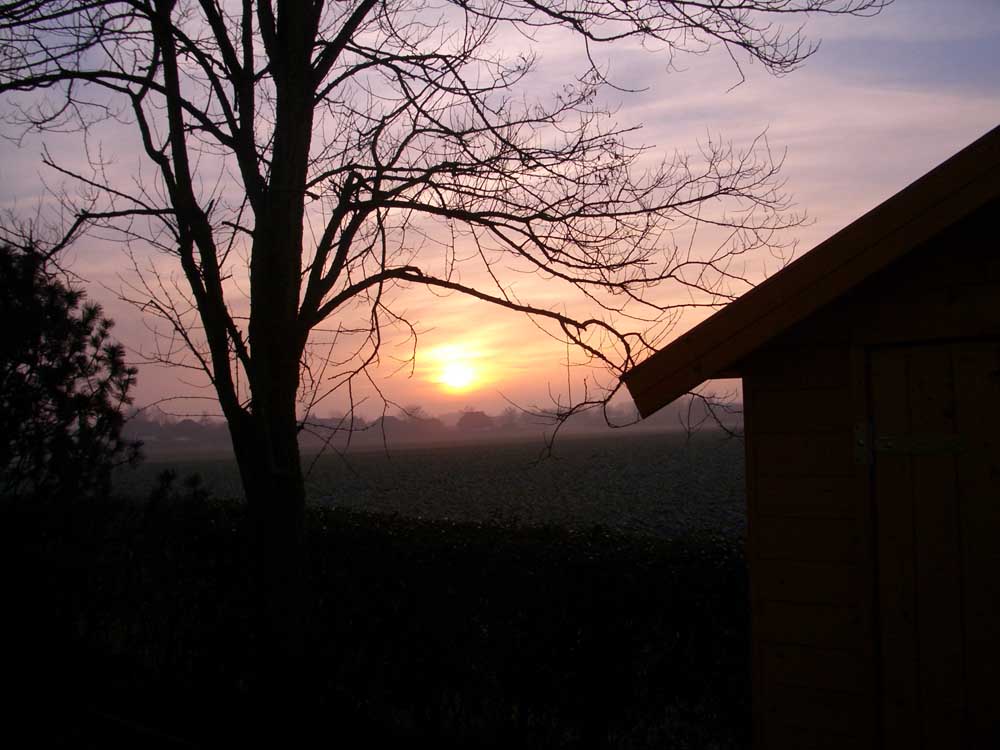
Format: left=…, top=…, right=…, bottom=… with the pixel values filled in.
left=116, top=429, right=747, bottom=541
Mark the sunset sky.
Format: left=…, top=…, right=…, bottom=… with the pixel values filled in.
left=2, top=0, right=999, bottom=421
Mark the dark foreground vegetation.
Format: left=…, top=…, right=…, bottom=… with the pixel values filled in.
left=3, top=486, right=749, bottom=748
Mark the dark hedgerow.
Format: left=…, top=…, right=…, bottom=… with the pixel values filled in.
left=2, top=490, right=750, bottom=748
left=0, top=241, right=141, bottom=499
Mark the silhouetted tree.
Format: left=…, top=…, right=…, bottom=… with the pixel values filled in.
left=0, top=0, right=889, bottom=731
left=498, top=406, right=523, bottom=430
left=457, top=409, right=495, bottom=431
left=400, top=404, right=429, bottom=421
left=0, top=240, right=140, bottom=500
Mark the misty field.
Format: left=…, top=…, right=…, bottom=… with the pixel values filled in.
left=117, top=429, right=747, bottom=541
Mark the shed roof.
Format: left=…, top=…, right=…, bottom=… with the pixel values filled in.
left=622, top=124, right=1000, bottom=418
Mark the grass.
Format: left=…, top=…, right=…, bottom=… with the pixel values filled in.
left=4, top=431, right=750, bottom=748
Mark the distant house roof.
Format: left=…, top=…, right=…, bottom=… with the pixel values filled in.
left=622, top=124, right=1000, bottom=418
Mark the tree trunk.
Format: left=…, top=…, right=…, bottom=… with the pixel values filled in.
left=229, top=410, right=307, bottom=741
left=227, top=6, right=318, bottom=736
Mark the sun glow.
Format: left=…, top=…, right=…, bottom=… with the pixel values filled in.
left=429, top=343, right=488, bottom=393
left=440, top=360, right=477, bottom=390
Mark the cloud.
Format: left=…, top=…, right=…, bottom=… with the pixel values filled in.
left=808, top=0, right=1000, bottom=43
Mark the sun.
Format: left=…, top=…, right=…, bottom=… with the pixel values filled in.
left=429, top=343, right=487, bottom=393
left=439, top=360, right=477, bottom=391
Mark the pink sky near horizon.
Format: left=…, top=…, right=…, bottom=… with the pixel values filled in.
left=2, top=0, right=999, bottom=421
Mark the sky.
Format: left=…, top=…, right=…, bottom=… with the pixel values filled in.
left=2, top=0, right=999, bottom=421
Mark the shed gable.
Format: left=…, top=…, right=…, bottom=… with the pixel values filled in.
left=622, top=125, right=1000, bottom=416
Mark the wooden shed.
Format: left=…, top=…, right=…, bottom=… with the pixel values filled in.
left=622, top=125, right=1000, bottom=749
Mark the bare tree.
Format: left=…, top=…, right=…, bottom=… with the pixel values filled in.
left=0, top=0, right=889, bottom=730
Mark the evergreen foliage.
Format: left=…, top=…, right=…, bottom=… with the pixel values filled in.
left=0, top=242, right=141, bottom=498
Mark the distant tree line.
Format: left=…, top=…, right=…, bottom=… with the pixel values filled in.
left=125, top=396, right=739, bottom=457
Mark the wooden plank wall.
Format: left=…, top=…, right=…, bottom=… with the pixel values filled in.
left=740, top=198, right=1000, bottom=749
left=845, top=196, right=1000, bottom=348
left=952, top=343, right=1000, bottom=745
left=744, top=340, right=878, bottom=750
left=870, top=344, right=964, bottom=749
left=871, top=341, right=1000, bottom=749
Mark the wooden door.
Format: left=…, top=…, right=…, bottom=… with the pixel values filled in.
left=869, top=340, right=1000, bottom=749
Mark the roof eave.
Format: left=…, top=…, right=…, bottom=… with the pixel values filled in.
left=623, top=124, right=1000, bottom=418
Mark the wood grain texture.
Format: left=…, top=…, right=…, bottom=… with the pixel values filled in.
left=750, top=386, right=854, bottom=434
left=756, top=601, right=865, bottom=649
left=870, top=346, right=920, bottom=750
left=952, top=341, right=1000, bottom=746
left=870, top=341, right=1000, bottom=749
left=753, top=474, right=855, bottom=520
left=766, top=723, right=875, bottom=750
left=910, top=346, right=964, bottom=747
left=755, top=517, right=860, bottom=563
left=754, top=433, right=854, bottom=478
left=742, top=383, right=767, bottom=750
left=761, top=643, right=872, bottom=692
left=754, top=561, right=861, bottom=606
left=764, top=684, right=875, bottom=735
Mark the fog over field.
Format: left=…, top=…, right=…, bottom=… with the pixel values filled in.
left=117, top=429, right=747, bottom=542
left=125, top=392, right=742, bottom=456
